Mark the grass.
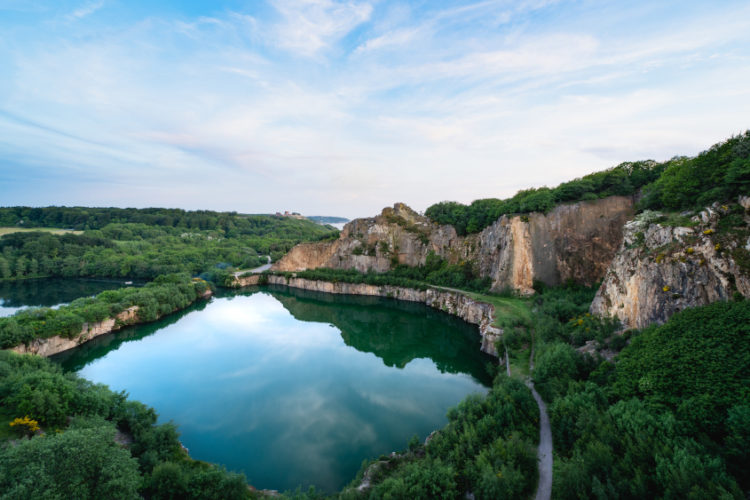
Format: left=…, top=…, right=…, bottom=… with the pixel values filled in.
left=0, top=227, right=82, bottom=236
left=505, top=346, right=532, bottom=378
left=463, top=291, right=533, bottom=329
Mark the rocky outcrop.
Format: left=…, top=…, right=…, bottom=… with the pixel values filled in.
left=235, top=274, right=502, bottom=356
left=274, top=197, right=634, bottom=294
left=591, top=200, right=750, bottom=329
left=11, top=307, right=140, bottom=357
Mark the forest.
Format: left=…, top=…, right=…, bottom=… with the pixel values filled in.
left=426, top=131, right=750, bottom=235
left=0, top=210, right=337, bottom=281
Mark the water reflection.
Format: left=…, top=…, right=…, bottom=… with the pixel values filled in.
left=0, top=278, right=138, bottom=317
left=54, top=286, right=493, bottom=492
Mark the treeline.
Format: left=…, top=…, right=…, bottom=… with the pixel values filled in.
left=0, top=273, right=210, bottom=349
left=0, top=206, right=331, bottom=235
left=0, top=220, right=335, bottom=281
left=426, top=130, right=750, bottom=235
left=280, top=253, right=491, bottom=293
left=0, top=351, right=252, bottom=499
left=530, top=292, right=749, bottom=497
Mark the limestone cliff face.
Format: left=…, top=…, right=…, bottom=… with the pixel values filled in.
left=591, top=198, right=750, bottom=329
left=476, top=196, right=633, bottom=293
left=234, top=274, right=502, bottom=356
left=274, top=197, right=634, bottom=293
left=11, top=306, right=140, bottom=357
left=274, top=203, right=467, bottom=273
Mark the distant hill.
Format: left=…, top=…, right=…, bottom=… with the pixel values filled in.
left=307, top=216, right=350, bottom=224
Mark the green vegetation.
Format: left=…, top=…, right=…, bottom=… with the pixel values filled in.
left=426, top=131, right=750, bottom=235
left=0, top=207, right=336, bottom=282
left=426, top=160, right=663, bottom=235
left=0, top=227, right=82, bottom=236
left=531, top=294, right=749, bottom=498
left=0, top=350, right=252, bottom=499
left=286, top=252, right=491, bottom=293
left=339, top=376, right=539, bottom=500
left=463, top=291, right=532, bottom=330
left=0, top=273, right=210, bottom=349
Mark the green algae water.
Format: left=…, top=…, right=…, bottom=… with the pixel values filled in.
left=54, top=285, right=493, bottom=492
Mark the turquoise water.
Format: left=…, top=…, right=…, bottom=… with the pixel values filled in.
left=55, top=285, right=493, bottom=492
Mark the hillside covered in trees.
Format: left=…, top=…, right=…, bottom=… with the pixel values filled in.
left=0, top=208, right=337, bottom=282
left=426, top=131, right=750, bottom=235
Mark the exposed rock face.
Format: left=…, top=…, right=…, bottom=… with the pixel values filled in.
left=476, top=196, right=633, bottom=293
left=591, top=201, right=750, bottom=329
left=274, top=197, right=634, bottom=294
left=274, top=203, right=467, bottom=273
left=11, top=306, right=140, bottom=357
left=235, top=274, right=502, bottom=356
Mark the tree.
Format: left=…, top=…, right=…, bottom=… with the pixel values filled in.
left=0, top=256, right=10, bottom=279
left=0, top=424, right=141, bottom=499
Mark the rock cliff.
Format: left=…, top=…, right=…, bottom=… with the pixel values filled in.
left=274, top=197, right=634, bottom=294
left=11, top=306, right=140, bottom=357
left=591, top=198, right=750, bottom=328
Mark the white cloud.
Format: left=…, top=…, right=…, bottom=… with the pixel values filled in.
left=1, top=1, right=749, bottom=216
left=67, top=0, right=104, bottom=20
left=269, top=0, right=373, bottom=56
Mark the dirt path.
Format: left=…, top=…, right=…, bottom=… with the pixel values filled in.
left=526, top=343, right=553, bottom=500
left=233, top=256, right=272, bottom=277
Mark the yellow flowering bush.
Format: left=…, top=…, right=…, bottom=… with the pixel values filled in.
left=9, top=415, right=40, bottom=436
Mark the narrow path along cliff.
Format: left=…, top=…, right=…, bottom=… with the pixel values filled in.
left=525, top=340, right=553, bottom=500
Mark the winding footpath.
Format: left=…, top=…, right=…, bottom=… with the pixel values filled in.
left=507, top=343, right=552, bottom=500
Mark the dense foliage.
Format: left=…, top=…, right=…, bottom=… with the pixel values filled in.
left=531, top=295, right=749, bottom=498
left=0, top=215, right=335, bottom=282
left=638, top=131, right=750, bottom=211
left=0, top=273, right=210, bottom=348
left=341, top=376, right=539, bottom=500
left=0, top=206, right=324, bottom=233
left=282, top=252, right=491, bottom=293
left=0, top=351, right=252, bottom=499
left=426, top=131, right=750, bottom=235
left=426, top=160, right=664, bottom=235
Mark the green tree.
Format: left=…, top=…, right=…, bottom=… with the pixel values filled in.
left=0, top=424, right=141, bottom=499
left=0, top=256, right=10, bottom=279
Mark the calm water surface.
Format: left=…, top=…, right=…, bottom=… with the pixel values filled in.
left=0, top=278, right=135, bottom=317
left=55, top=285, right=493, bottom=492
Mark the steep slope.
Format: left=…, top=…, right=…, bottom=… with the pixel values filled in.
left=274, top=197, right=634, bottom=294
left=591, top=197, right=750, bottom=328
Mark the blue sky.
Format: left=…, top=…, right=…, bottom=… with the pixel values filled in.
left=0, top=0, right=748, bottom=217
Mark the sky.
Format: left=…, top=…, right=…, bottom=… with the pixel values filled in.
left=0, top=0, right=749, bottom=218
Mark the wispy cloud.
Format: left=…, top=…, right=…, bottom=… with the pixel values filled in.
left=0, top=0, right=748, bottom=216
left=269, top=0, right=373, bottom=57
left=67, top=0, right=104, bottom=20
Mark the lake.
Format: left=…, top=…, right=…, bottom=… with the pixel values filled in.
left=0, top=278, right=136, bottom=317
left=52, top=285, right=494, bottom=492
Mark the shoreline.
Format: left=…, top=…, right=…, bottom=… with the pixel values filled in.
left=6, top=290, right=213, bottom=358
left=233, top=274, right=503, bottom=357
